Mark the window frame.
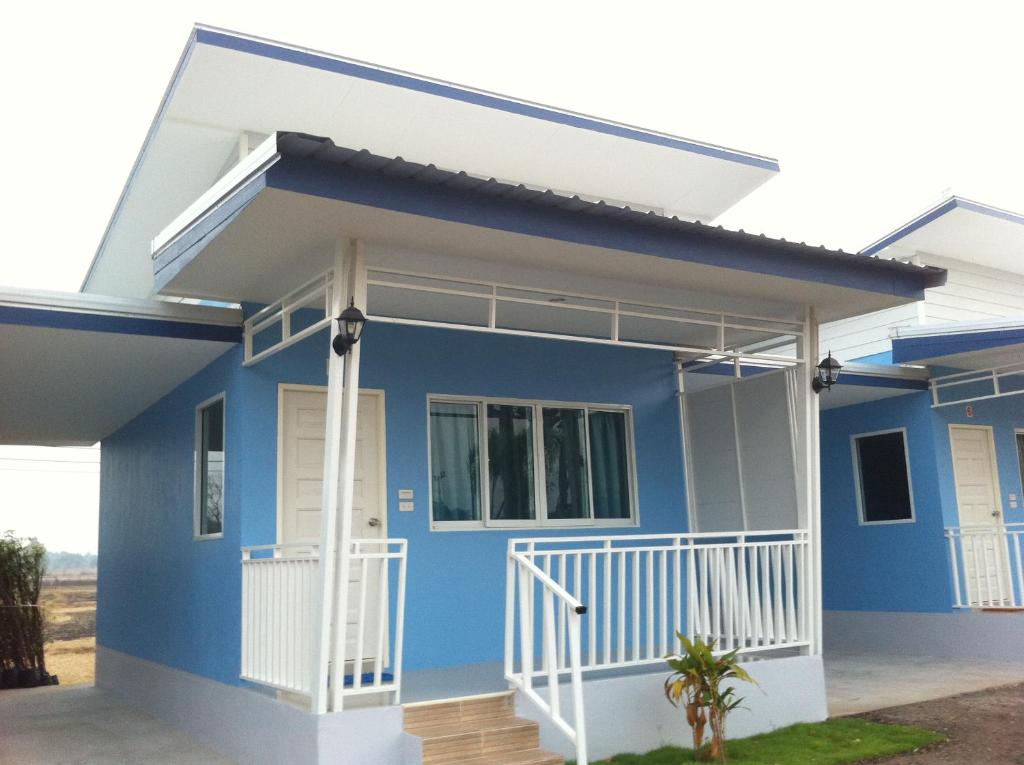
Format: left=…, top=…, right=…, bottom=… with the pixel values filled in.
left=851, top=427, right=916, bottom=526
left=194, top=392, right=227, bottom=540
left=427, top=394, right=639, bottom=531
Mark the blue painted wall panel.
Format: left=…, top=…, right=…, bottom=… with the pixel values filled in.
left=820, top=393, right=953, bottom=613
left=98, top=324, right=687, bottom=683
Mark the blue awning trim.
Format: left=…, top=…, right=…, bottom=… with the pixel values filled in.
left=195, top=29, right=780, bottom=172
left=153, top=174, right=267, bottom=292
left=862, top=197, right=1024, bottom=256
left=892, top=327, right=1024, bottom=364
left=0, top=305, right=241, bottom=343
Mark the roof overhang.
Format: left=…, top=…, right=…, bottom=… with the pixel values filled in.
left=892, top=318, right=1024, bottom=369
left=151, top=133, right=944, bottom=324
left=81, top=26, right=780, bottom=300
left=820, top=362, right=930, bottom=410
left=0, top=289, right=241, bottom=446
left=862, top=196, right=1024, bottom=274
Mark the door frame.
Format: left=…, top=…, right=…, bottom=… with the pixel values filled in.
left=276, top=383, right=389, bottom=544
left=948, top=423, right=1003, bottom=528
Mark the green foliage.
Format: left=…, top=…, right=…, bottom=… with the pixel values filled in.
left=664, top=634, right=757, bottom=761
left=569, top=717, right=945, bottom=765
left=0, top=531, right=48, bottom=672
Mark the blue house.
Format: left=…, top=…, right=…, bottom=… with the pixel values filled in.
left=818, top=196, right=1024, bottom=659
left=0, top=27, right=945, bottom=765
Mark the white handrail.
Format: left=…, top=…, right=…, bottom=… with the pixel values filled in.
left=945, top=525, right=1024, bottom=609
left=507, top=549, right=589, bottom=765
left=240, top=539, right=408, bottom=702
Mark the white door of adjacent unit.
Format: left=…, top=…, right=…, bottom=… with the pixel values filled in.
left=280, top=386, right=386, bottom=664
left=949, top=425, right=1010, bottom=605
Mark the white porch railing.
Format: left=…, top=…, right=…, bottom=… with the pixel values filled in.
left=505, top=531, right=810, bottom=765
left=946, top=524, right=1024, bottom=609
left=241, top=539, right=408, bottom=701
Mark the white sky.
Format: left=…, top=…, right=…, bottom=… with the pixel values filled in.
left=2, top=0, right=1022, bottom=552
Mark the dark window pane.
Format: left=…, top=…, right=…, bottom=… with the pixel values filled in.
left=200, top=398, right=225, bottom=535
left=589, top=410, right=631, bottom=519
left=543, top=408, right=591, bottom=520
left=856, top=431, right=912, bottom=522
left=1017, top=433, right=1024, bottom=497
left=487, top=405, right=536, bottom=520
left=430, top=402, right=481, bottom=521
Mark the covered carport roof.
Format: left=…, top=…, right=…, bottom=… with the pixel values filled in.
left=0, top=289, right=241, bottom=446
left=892, top=318, right=1024, bottom=369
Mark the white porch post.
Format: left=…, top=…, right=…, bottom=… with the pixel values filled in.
left=801, top=306, right=823, bottom=654
left=328, top=239, right=368, bottom=711
left=312, top=240, right=352, bottom=714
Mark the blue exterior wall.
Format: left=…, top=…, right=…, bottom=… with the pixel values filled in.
left=820, top=392, right=953, bottom=613
left=97, top=323, right=687, bottom=684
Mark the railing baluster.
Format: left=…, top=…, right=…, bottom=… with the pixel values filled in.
left=588, top=552, right=597, bottom=668
left=1013, top=532, right=1024, bottom=608
left=632, top=550, right=641, bottom=662
left=646, top=549, right=655, bottom=660
left=617, top=551, right=626, bottom=663
left=659, top=548, right=668, bottom=657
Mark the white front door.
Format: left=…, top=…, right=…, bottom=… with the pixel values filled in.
left=949, top=425, right=1010, bottom=605
left=280, top=386, right=387, bottom=663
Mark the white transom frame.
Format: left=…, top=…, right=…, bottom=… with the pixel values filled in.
left=242, top=264, right=808, bottom=370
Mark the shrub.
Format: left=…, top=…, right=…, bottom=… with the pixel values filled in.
left=0, top=532, right=48, bottom=683
left=664, top=634, right=756, bottom=762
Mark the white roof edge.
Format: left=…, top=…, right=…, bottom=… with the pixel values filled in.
left=193, top=24, right=780, bottom=170
left=0, top=286, right=242, bottom=326
left=891, top=316, right=1024, bottom=340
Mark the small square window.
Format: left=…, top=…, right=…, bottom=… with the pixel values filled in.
left=853, top=429, right=914, bottom=524
left=195, top=396, right=225, bottom=538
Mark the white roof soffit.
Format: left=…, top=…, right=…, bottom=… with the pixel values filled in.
left=0, top=289, right=241, bottom=446
left=81, top=25, right=779, bottom=300
left=861, top=196, right=1024, bottom=274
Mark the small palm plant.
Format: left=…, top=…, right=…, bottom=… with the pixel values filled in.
left=664, top=634, right=756, bottom=762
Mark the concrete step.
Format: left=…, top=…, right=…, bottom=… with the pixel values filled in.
left=404, top=693, right=564, bottom=765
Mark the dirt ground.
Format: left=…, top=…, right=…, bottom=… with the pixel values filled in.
left=39, top=581, right=96, bottom=686
left=856, top=682, right=1024, bottom=764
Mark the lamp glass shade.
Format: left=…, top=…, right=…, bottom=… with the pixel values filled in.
left=815, top=352, right=842, bottom=389
left=337, top=303, right=367, bottom=345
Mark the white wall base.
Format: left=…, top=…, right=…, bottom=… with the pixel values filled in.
left=96, top=646, right=405, bottom=765
left=515, top=653, right=828, bottom=762
left=824, top=609, right=1024, bottom=662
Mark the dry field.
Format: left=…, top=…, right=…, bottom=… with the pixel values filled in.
left=40, top=579, right=96, bottom=685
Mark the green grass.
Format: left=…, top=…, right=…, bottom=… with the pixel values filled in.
left=572, top=718, right=945, bottom=765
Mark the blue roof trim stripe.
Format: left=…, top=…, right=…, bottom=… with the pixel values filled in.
left=892, top=327, right=1024, bottom=364
left=835, top=372, right=929, bottom=391
left=0, top=305, right=242, bottom=343
left=861, top=198, right=958, bottom=256
left=194, top=29, right=779, bottom=172
left=265, top=155, right=937, bottom=299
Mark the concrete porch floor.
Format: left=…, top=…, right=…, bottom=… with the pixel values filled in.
left=824, top=650, right=1024, bottom=716
left=0, top=685, right=235, bottom=765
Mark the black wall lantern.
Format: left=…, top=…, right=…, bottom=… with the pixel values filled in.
left=331, top=299, right=367, bottom=356
left=812, top=350, right=842, bottom=393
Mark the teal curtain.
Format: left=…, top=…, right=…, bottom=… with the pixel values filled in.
left=429, top=402, right=481, bottom=521
left=543, top=408, right=591, bottom=520
left=487, top=405, right=536, bottom=520
left=588, top=410, right=630, bottom=519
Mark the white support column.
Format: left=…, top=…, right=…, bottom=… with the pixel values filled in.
left=675, top=359, right=699, bottom=534
left=329, top=239, right=369, bottom=711
left=312, top=241, right=352, bottom=714
left=800, top=307, right=823, bottom=654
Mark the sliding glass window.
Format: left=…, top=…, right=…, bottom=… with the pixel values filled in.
left=429, top=396, right=636, bottom=529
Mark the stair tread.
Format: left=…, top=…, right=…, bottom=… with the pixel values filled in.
left=408, top=715, right=535, bottom=739
left=446, top=750, right=564, bottom=765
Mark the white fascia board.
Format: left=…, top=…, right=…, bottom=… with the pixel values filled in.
left=891, top=316, right=1024, bottom=339
left=0, top=287, right=241, bottom=326
left=151, top=133, right=281, bottom=255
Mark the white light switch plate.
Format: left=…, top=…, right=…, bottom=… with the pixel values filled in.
left=398, top=489, right=414, bottom=500
left=399, top=501, right=414, bottom=512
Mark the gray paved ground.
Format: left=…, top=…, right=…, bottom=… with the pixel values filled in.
left=0, top=685, right=234, bottom=765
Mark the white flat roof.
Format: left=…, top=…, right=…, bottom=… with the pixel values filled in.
left=861, top=196, right=1024, bottom=274
left=82, top=25, right=779, bottom=300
